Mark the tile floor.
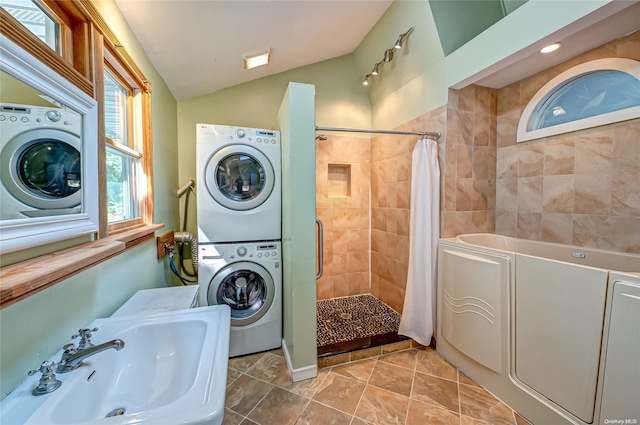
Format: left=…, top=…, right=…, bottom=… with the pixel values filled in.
left=223, top=346, right=531, bottom=425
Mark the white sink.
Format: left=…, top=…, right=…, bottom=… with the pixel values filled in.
left=0, top=305, right=230, bottom=425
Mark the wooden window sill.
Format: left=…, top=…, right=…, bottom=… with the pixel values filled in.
left=0, top=223, right=164, bottom=309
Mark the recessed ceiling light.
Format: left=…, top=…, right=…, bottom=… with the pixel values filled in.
left=540, top=42, right=561, bottom=54
left=242, top=48, right=270, bottom=70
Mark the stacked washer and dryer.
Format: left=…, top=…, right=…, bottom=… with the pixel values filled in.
left=0, top=103, right=82, bottom=220
left=196, top=124, right=282, bottom=357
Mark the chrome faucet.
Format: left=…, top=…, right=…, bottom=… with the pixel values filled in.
left=56, top=339, right=125, bottom=373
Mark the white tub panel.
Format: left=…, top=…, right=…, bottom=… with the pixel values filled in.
left=439, top=247, right=510, bottom=373
left=515, top=254, right=608, bottom=423
left=598, top=275, right=640, bottom=425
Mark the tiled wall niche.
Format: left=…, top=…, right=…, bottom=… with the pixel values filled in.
left=316, top=135, right=370, bottom=300
left=328, top=164, right=352, bottom=197
left=494, top=29, right=640, bottom=253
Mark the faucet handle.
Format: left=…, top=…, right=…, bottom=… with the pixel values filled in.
left=28, top=361, right=62, bottom=396
left=72, top=327, right=98, bottom=350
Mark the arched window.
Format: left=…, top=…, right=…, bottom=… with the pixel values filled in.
left=517, top=58, right=640, bottom=143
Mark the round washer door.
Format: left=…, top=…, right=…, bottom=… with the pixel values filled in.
left=1, top=128, right=82, bottom=209
left=208, top=261, right=275, bottom=326
left=203, top=144, right=274, bottom=211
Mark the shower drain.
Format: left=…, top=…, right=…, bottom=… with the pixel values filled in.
left=106, top=408, right=126, bottom=418
left=339, top=313, right=352, bottom=320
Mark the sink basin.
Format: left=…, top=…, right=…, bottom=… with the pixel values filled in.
left=0, top=305, right=230, bottom=425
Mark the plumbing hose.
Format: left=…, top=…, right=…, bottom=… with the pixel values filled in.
left=169, top=252, right=196, bottom=285
left=175, top=231, right=198, bottom=275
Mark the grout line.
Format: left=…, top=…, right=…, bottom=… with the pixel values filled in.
left=350, top=354, right=378, bottom=424
left=457, top=368, right=463, bottom=425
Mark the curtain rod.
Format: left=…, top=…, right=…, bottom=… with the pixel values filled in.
left=315, top=126, right=441, bottom=139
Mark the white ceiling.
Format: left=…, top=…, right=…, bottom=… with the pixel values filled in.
left=114, top=0, right=393, bottom=101
left=114, top=1, right=640, bottom=102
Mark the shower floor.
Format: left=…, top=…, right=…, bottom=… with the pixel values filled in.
left=316, top=294, right=406, bottom=357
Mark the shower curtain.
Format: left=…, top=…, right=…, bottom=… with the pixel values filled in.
left=398, top=138, right=440, bottom=346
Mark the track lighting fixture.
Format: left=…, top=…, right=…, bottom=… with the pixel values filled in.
left=394, top=34, right=404, bottom=49
left=362, top=27, right=413, bottom=87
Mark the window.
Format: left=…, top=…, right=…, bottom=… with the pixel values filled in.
left=0, top=0, right=58, bottom=52
left=103, top=57, right=147, bottom=228
left=517, top=58, right=640, bottom=143
left=0, top=0, right=91, bottom=81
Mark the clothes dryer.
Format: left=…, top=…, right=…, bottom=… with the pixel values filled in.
left=196, top=124, right=281, bottom=243
left=0, top=103, right=82, bottom=220
left=198, top=241, right=282, bottom=357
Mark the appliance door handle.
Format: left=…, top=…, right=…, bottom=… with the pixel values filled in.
left=316, top=218, right=323, bottom=280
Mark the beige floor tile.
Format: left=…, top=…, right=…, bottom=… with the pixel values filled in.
left=460, top=415, right=489, bottom=425
left=229, top=352, right=267, bottom=372
left=350, top=418, right=374, bottom=425
left=226, top=374, right=273, bottom=416
left=245, top=352, right=288, bottom=383
left=247, top=387, right=308, bottom=425
left=274, top=367, right=330, bottom=398
left=459, top=372, right=482, bottom=388
left=354, top=386, right=410, bottom=425
left=296, top=400, right=353, bottom=425
left=377, top=349, right=418, bottom=370
left=410, top=372, right=460, bottom=412
left=368, top=361, right=414, bottom=397
left=312, top=372, right=366, bottom=415
left=459, top=385, right=516, bottom=425
left=415, top=347, right=458, bottom=381
left=239, top=419, right=259, bottom=425
left=222, top=408, right=244, bottom=425
left=332, top=359, right=376, bottom=382
left=406, top=399, right=460, bottom=425
left=227, top=368, right=243, bottom=386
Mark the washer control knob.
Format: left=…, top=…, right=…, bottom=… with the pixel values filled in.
left=235, top=129, right=245, bottom=138
left=236, top=246, right=247, bottom=257
left=45, top=110, right=61, bottom=122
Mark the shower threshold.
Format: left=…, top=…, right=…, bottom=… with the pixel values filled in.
left=316, top=294, right=407, bottom=357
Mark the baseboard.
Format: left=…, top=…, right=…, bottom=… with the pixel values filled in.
left=281, top=338, right=317, bottom=382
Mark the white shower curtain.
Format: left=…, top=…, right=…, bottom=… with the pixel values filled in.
left=398, top=138, right=440, bottom=346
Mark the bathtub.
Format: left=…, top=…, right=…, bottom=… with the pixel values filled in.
left=436, top=234, right=640, bottom=425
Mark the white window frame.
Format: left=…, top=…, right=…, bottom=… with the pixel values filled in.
left=517, top=58, right=640, bottom=143
left=0, top=34, right=99, bottom=254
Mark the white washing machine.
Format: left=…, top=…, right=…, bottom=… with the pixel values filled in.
left=0, top=103, right=82, bottom=220
left=198, top=241, right=282, bottom=357
left=196, top=124, right=281, bottom=244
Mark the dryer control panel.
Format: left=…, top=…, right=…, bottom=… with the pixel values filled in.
left=0, top=104, right=81, bottom=132
left=200, top=242, right=280, bottom=262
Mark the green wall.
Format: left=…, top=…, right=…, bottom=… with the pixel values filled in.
left=278, top=82, right=317, bottom=372
left=176, top=54, right=371, bottom=236
left=0, top=0, right=180, bottom=397
left=353, top=0, right=615, bottom=130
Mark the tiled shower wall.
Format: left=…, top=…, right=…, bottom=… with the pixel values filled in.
left=441, top=86, right=498, bottom=237
left=495, top=30, right=640, bottom=253
left=370, top=107, right=447, bottom=313
left=316, top=135, right=371, bottom=300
